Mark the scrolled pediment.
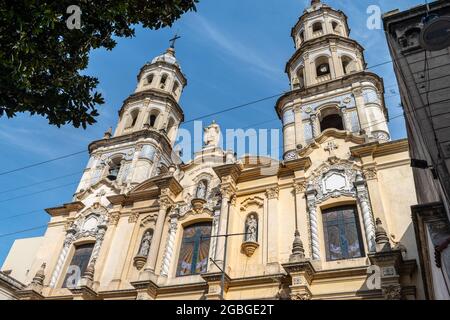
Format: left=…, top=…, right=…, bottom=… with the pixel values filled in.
left=240, top=196, right=265, bottom=212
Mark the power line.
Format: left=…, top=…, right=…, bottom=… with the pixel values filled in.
left=0, top=225, right=48, bottom=238
left=0, top=150, right=86, bottom=177
left=0, top=171, right=82, bottom=195
left=0, top=58, right=402, bottom=179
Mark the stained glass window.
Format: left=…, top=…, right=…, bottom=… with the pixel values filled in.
left=62, top=243, right=94, bottom=288
left=322, top=205, right=364, bottom=261
left=176, top=222, right=212, bottom=276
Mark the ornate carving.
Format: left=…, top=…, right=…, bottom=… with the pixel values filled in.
left=306, top=185, right=320, bottom=260
left=220, top=185, right=235, bottom=200
left=363, top=167, right=378, bottom=180
left=355, top=173, right=376, bottom=252
left=382, top=285, right=401, bottom=300
left=160, top=214, right=179, bottom=276
left=291, top=292, right=312, bottom=300
left=307, top=158, right=359, bottom=204
left=159, top=197, right=172, bottom=211
left=266, top=187, right=279, bottom=200
left=240, top=196, right=264, bottom=211
left=109, top=212, right=120, bottom=226
left=241, top=241, right=259, bottom=257
left=128, top=211, right=139, bottom=223
left=293, top=181, right=307, bottom=194
left=372, top=131, right=390, bottom=143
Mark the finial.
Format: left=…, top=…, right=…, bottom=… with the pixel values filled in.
left=375, top=218, right=391, bottom=252
left=83, top=258, right=96, bottom=281
left=103, top=127, right=112, bottom=139
left=28, top=262, right=46, bottom=292
left=311, top=0, right=321, bottom=5
left=289, top=230, right=305, bottom=262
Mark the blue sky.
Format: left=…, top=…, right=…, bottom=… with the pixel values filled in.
left=0, top=0, right=426, bottom=266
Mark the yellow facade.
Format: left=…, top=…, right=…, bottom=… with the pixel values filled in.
left=1, top=0, right=425, bottom=300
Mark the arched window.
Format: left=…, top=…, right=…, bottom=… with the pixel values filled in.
left=296, top=67, right=305, bottom=89
left=312, top=22, right=323, bottom=35
left=320, top=114, right=344, bottom=132
left=299, top=31, right=305, bottom=44
left=107, top=157, right=122, bottom=181
left=322, top=205, right=364, bottom=261
left=127, top=109, right=139, bottom=128
left=331, top=21, right=340, bottom=34
left=341, top=56, right=356, bottom=74
left=176, top=222, right=212, bottom=276
left=148, top=110, right=160, bottom=128
left=315, top=56, right=331, bottom=77
left=167, top=117, right=176, bottom=140
left=149, top=115, right=157, bottom=128
left=62, top=243, right=94, bottom=288
left=146, top=74, right=154, bottom=85
left=172, top=81, right=180, bottom=95
left=160, top=74, right=168, bottom=89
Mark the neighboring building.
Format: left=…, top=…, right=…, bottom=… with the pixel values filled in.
left=383, top=0, right=450, bottom=300
left=2, top=0, right=425, bottom=300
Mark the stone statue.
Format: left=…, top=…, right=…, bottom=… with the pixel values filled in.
left=196, top=180, right=207, bottom=199
left=245, top=214, right=258, bottom=242
left=203, top=121, right=220, bottom=147
left=138, top=230, right=153, bottom=257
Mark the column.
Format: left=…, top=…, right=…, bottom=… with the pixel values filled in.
left=303, top=53, right=313, bottom=87
left=305, top=185, right=320, bottom=260
left=310, top=114, right=320, bottom=138
left=330, top=44, right=342, bottom=78
left=145, top=196, right=171, bottom=273
left=49, top=240, right=71, bottom=288
left=91, top=224, right=107, bottom=262
left=352, top=87, right=370, bottom=134
left=208, top=209, right=220, bottom=271
left=354, top=174, right=376, bottom=252
left=160, top=213, right=178, bottom=277
left=293, top=106, right=305, bottom=148
left=266, top=187, right=279, bottom=263
left=214, top=186, right=233, bottom=269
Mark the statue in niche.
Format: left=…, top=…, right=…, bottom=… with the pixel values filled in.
left=245, top=214, right=258, bottom=242
left=196, top=180, right=207, bottom=199
left=138, top=230, right=153, bottom=257
left=203, top=121, right=220, bottom=147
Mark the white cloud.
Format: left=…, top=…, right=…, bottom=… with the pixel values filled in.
left=186, top=14, right=283, bottom=81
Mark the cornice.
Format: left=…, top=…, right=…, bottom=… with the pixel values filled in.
left=275, top=71, right=385, bottom=117
left=88, top=127, right=173, bottom=155
left=350, top=139, right=409, bottom=158
left=213, top=163, right=243, bottom=183
left=45, top=201, right=85, bottom=217
left=286, top=35, right=365, bottom=73
left=291, top=6, right=349, bottom=38
left=119, top=89, right=184, bottom=121
left=137, top=60, right=187, bottom=87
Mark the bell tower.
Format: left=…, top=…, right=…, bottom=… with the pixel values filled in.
left=74, top=41, right=187, bottom=195
left=277, top=0, right=390, bottom=160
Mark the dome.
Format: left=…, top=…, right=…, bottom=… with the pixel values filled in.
left=151, top=48, right=180, bottom=68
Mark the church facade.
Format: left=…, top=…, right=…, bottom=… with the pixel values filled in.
left=2, top=0, right=425, bottom=300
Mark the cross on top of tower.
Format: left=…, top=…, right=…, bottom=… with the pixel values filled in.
left=169, top=33, right=181, bottom=49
